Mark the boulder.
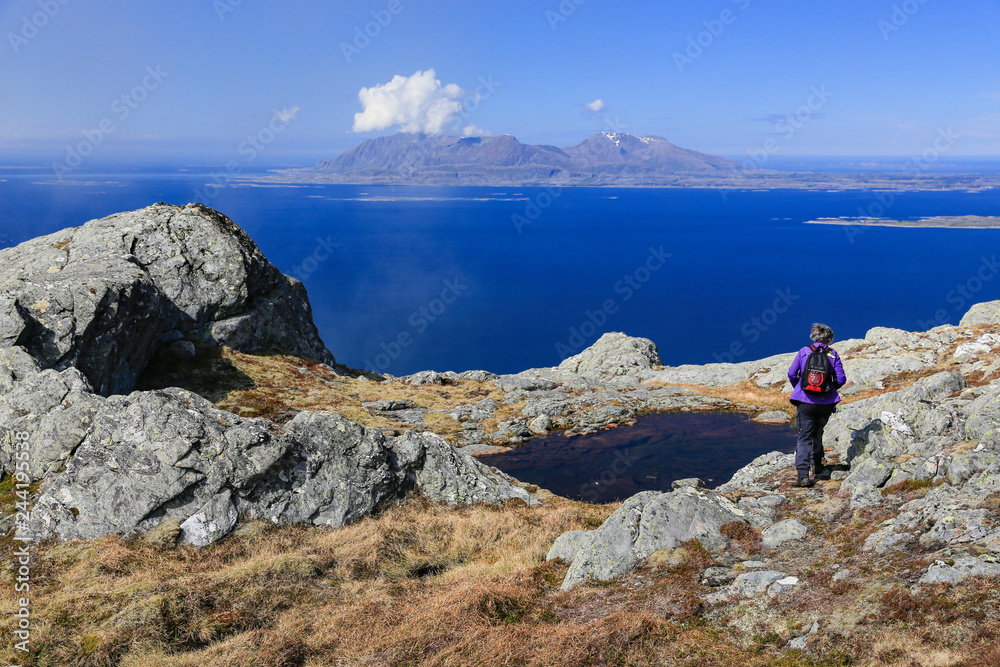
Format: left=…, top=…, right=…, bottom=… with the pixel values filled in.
left=761, top=519, right=808, bottom=549
left=19, top=394, right=534, bottom=545
left=493, top=375, right=558, bottom=392
left=0, top=359, right=105, bottom=480
left=557, top=332, right=662, bottom=378
left=704, top=570, right=798, bottom=604
left=919, top=556, right=1000, bottom=585
left=559, top=491, right=658, bottom=589
left=0, top=203, right=333, bottom=395
left=753, top=410, right=792, bottom=424
left=716, top=451, right=795, bottom=492
left=959, top=299, right=1000, bottom=326
left=179, top=490, right=240, bottom=547
left=24, top=388, right=287, bottom=542
left=556, top=487, right=747, bottom=589
left=546, top=530, right=593, bottom=562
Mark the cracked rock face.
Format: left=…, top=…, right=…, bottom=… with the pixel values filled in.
left=15, top=383, right=534, bottom=545
left=0, top=202, right=333, bottom=395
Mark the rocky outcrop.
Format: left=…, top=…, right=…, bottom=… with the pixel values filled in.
left=2, top=204, right=536, bottom=547
left=549, top=486, right=747, bottom=589
left=13, top=364, right=533, bottom=544
left=959, top=299, right=1000, bottom=326
left=545, top=308, right=1000, bottom=590
left=557, top=332, right=662, bottom=380
left=0, top=203, right=333, bottom=395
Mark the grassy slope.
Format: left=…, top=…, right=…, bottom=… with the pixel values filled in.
left=3, top=484, right=1000, bottom=666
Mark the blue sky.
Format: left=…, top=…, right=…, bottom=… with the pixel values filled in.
left=2, top=0, right=999, bottom=164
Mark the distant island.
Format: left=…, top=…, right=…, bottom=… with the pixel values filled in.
left=241, top=131, right=1000, bottom=190
left=804, top=215, right=1000, bottom=228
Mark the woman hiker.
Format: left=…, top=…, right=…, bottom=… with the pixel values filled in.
left=787, top=323, right=847, bottom=488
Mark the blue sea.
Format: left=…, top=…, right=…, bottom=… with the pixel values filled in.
left=3, top=165, right=1000, bottom=376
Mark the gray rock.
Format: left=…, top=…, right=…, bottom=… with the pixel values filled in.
left=753, top=410, right=792, bottom=424
left=522, top=398, right=569, bottom=418
left=788, top=620, right=820, bottom=650
left=528, top=414, right=553, bottom=434
left=493, top=375, right=558, bottom=392
left=959, top=299, right=1000, bottom=326
left=447, top=402, right=494, bottom=422
left=491, top=420, right=533, bottom=441
left=237, top=411, right=398, bottom=528
left=0, top=203, right=334, bottom=395
left=919, top=556, right=1000, bottom=584
left=168, top=340, right=197, bottom=358
left=404, top=430, right=534, bottom=506
left=379, top=408, right=427, bottom=425
left=671, top=478, right=706, bottom=490
left=768, top=575, right=800, bottom=596
left=405, top=370, right=445, bottom=385
left=546, top=530, right=592, bottom=563
left=0, top=346, right=41, bottom=395
left=632, top=487, right=748, bottom=554
left=0, top=363, right=105, bottom=480
left=557, top=487, right=748, bottom=590
left=458, top=370, right=498, bottom=381
left=761, top=519, right=808, bottom=549
left=841, top=456, right=894, bottom=501
left=643, top=352, right=794, bottom=388
left=557, top=332, right=662, bottom=378
left=965, top=385, right=1000, bottom=440
left=704, top=570, right=791, bottom=603
left=19, top=391, right=535, bottom=545
left=701, top=565, right=734, bottom=587
left=560, top=491, right=660, bottom=589
left=179, top=489, right=239, bottom=547
left=363, top=399, right=416, bottom=412
left=716, top=451, right=795, bottom=492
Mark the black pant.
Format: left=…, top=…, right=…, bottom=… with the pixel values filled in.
left=794, top=402, right=835, bottom=477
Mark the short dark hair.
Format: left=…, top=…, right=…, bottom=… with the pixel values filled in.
left=810, top=323, right=834, bottom=344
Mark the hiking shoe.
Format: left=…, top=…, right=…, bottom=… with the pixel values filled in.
left=814, top=465, right=832, bottom=481
left=793, top=477, right=815, bottom=488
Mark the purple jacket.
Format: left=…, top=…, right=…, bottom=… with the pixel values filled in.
left=787, top=342, right=846, bottom=405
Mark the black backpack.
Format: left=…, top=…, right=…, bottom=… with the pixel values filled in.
left=801, top=345, right=836, bottom=394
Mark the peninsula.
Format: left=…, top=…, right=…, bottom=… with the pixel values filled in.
left=805, top=214, right=1000, bottom=229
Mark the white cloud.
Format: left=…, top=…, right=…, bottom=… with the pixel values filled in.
left=462, top=124, right=491, bottom=137
left=352, top=69, right=484, bottom=135
left=585, top=98, right=606, bottom=113
left=273, top=107, right=299, bottom=124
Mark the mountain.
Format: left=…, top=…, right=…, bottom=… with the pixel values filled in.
left=562, top=132, right=740, bottom=172
left=312, top=131, right=744, bottom=185
left=318, top=133, right=573, bottom=172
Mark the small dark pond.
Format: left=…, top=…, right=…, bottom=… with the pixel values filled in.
left=485, top=411, right=798, bottom=503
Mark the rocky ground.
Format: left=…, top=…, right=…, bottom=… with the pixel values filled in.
left=2, top=204, right=1000, bottom=666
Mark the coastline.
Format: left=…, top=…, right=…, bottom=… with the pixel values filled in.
left=804, top=214, right=1000, bottom=229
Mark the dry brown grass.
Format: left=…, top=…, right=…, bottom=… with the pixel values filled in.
left=0, top=493, right=936, bottom=667
left=655, top=381, right=795, bottom=416
left=138, top=344, right=537, bottom=443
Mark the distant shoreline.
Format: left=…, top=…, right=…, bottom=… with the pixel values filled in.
left=234, top=170, right=1000, bottom=192
left=804, top=215, right=1000, bottom=229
